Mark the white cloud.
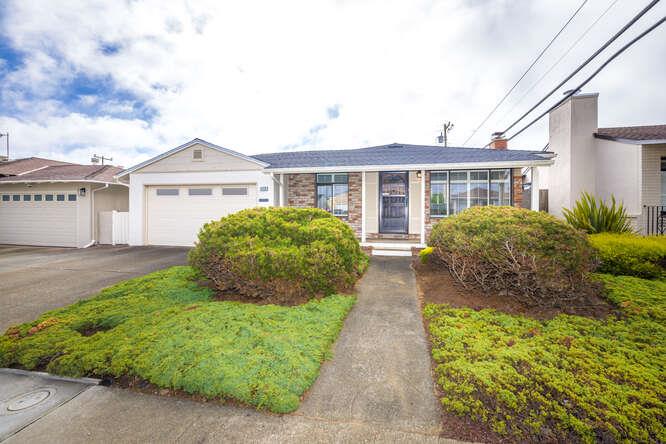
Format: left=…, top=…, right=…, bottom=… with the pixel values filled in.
left=0, top=0, right=664, bottom=168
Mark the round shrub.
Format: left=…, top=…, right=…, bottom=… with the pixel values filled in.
left=188, top=207, right=368, bottom=302
left=428, top=206, right=595, bottom=306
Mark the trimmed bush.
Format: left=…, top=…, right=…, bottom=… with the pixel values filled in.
left=589, top=233, right=666, bottom=279
left=428, top=206, right=595, bottom=306
left=189, top=207, right=368, bottom=302
left=563, top=192, right=633, bottom=233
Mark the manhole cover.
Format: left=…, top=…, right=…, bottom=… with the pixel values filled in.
left=5, top=388, right=55, bottom=412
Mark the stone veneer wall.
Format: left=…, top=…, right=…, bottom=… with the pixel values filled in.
left=512, top=168, right=524, bottom=209
left=286, top=173, right=362, bottom=238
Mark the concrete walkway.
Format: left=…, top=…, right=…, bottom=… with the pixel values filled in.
left=4, top=257, right=455, bottom=443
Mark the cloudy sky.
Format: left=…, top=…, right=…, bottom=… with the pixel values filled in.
left=0, top=0, right=664, bottom=168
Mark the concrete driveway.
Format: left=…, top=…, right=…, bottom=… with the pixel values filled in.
left=0, top=244, right=188, bottom=331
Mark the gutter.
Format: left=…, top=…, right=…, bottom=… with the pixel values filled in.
left=263, top=159, right=556, bottom=174
left=0, top=179, right=128, bottom=186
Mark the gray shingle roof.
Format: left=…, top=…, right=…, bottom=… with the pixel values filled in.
left=252, top=143, right=551, bottom=169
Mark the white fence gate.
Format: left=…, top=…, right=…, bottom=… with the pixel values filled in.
left=98, top=211, right=129, bottom=245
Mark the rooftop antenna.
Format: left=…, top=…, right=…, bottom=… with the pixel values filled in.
left=91, top=154, right=113, bottom=165
left=0, top=132, right=8, bottom=161
left=437, top=121, right=454, bottom=147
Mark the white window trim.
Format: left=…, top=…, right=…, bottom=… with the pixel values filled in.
left=430, top=168, right=512, bottom=217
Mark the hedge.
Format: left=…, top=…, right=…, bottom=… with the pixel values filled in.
left=589, top=233, right=666, bottom=279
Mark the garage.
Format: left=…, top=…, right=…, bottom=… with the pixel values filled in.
left=0, top=162, right=129, bottom=248
left=145, top=184, right=257, bottom=246
left=0, top=189, right=79, bottom=247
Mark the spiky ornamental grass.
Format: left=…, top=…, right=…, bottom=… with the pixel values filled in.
left=424, top=274, right=666, bottom=443
left=0, top=266, right=355, bottom=413
left=563, top=192, right=633, bottom=234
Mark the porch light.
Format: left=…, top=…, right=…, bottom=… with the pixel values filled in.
left=416, top=171, right=422, bottom=179
left=79, top=187, right=86, bottom=197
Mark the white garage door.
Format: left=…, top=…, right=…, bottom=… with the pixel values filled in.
left=0, top=190, right=78, bottom=247
left=146, top=184, right=257, bottom=246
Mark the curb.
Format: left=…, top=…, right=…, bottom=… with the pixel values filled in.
left=0, top=368, right=100, bottom=385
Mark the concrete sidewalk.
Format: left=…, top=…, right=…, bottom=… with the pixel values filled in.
left=4, top=257, right=454, bottom=443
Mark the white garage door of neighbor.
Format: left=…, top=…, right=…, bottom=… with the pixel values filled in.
left=146, top=184, right=257, bottom=246
left=0, top=190, right=79, bottom=247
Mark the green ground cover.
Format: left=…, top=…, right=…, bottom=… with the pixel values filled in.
left=424, top=274, right=666, bottom=443
left=0, top=266, right=355, bottom=413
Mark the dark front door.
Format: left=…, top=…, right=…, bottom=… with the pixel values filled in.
left=379, top=171, right=409, bottom=233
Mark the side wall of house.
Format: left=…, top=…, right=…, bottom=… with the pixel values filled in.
left=640, top=143, right=666, bottom=234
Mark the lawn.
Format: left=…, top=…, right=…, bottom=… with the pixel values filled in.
left=423, top=274, right=666, bottom=443
left=0, top=266, right=355, bottom=413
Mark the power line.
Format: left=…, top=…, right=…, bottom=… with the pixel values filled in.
left=462, top=0, right=589, bottom=146
left=505, top=15, right=666, bottom=142
left=499, top=0, right=620, bottom=127
left=497, top=0, right=661, bottom=138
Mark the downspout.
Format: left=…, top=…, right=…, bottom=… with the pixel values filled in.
left=83, top=184, right=109, bottom=248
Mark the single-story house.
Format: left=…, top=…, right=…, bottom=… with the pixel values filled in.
left=117, top=138, right=554, bottom=252
left=542, top=92, right=666, bottom=234
left=0, top=162, right=128, bottom=247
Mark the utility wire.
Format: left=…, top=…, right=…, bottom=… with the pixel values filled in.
left=462, top=0, right=589, bottom=146
left=498, top=0, right=661, bottom=138
left=499, top=0, right=620, bottom=127
left=505, top=15, right=666, bottom=142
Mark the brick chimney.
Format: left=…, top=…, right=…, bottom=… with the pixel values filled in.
left=489, top=132, right=508, bottom=150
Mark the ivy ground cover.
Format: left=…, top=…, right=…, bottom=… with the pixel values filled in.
left=424, top=274, right=666, bottom=443
left=0, top=266, right=355, bottom=413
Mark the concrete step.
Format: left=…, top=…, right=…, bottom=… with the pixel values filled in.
left=371, top=249, right=413, bottom=257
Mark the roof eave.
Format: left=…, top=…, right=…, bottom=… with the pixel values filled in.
left=594, top=134, right=666, bottom=145
left=263, top=158, right=555, bottom=174
left=0, top=179, right=128, bottom=186
left=117, top=138, right=269, bottom=178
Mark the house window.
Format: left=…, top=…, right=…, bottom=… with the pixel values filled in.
left=12, top=195, right=20, bottom=201
left=23, top=194, right=31, bottom=201
left=449, top=171, right=468, bottom=215
left=316, top=173, right=348, bottom=216
left=661, top=157, right=666, bottom=206
left=222, top=187, right=248, bottom=196
left=430, top=172, right=448, bottom=217
left=192, top=148, right=203, bottom=161
left=45, top=194, right=54, bottom=201
left=2, top=195, right=9, bottom=202
left=189, top=188, right=212, bottom=196
left=34, top=194, right=43, bottom=201
left=430, top=169, right=512, bottom=216
left=68, top=194, right=77, bottom=201
left=56, top=194, right=65, bottom=201
left=156, top=188, right=179, bottom=196
left=490, top=170, right=511, bottom=206
left=469, top=171, right=489, bottom=207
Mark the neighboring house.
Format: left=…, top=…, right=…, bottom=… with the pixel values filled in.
left=0, top=164, right=129, bottom=247
left=542, top=92, right=666, bottom=234
left=0, top=156, right=72, bottom=177
left=118, top=138, right=554, bottom=251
